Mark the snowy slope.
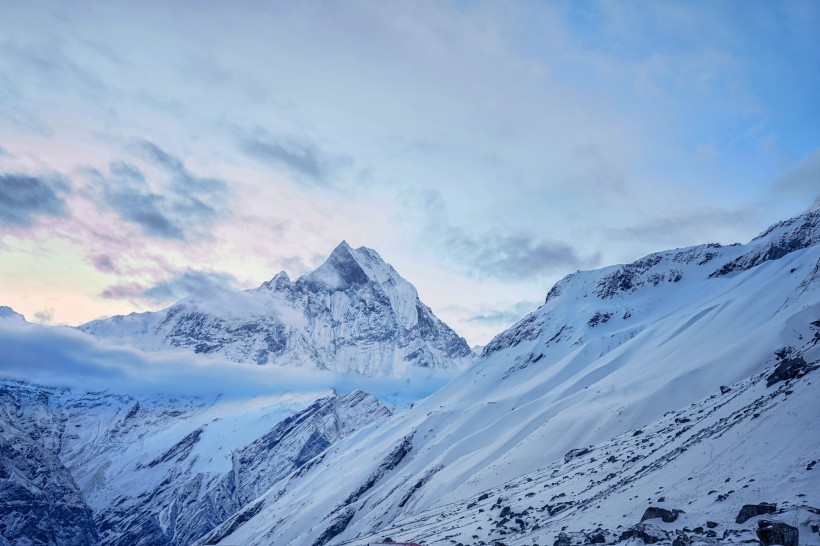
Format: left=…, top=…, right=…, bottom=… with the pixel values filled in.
left=0, top=380, right=391, bottom=546
left=198, top=208, right=820, bottom=546
left=80, top=242, right=472, bottom=376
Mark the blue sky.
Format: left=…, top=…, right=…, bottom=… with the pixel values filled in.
left=0, top=0, right=818, bottom=344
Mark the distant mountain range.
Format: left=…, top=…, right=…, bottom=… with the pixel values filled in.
left=80, top=241, right=473, bottom=376
left=1, top=206, right=818, bottom=546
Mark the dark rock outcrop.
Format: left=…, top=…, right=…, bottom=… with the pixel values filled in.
left=766, top=356, right=816, bottom=387
left=641, top=507, right=684, bottom=523
left=756, top=520, right=798, bottom=546
left=618, top=523, right=668, bottom=544
left=736, top=503, right=777, bottom=524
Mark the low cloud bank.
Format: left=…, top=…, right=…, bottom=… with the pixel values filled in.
left=0, top=319, right=458, bottom=407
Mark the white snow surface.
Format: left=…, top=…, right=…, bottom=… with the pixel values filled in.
left=197, top=209, right=820, bottom=546
left=80, top=242, right=472, bottom=376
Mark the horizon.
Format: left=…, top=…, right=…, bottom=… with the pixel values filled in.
left=1, top=1, right=818, bottom=345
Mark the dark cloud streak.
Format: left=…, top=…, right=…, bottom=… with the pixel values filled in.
left=96, top=142, right=231, bottom=240
left=0, top=173, right=69, bottom=227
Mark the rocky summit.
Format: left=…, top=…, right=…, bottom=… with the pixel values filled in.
left=80, top=242, right=473, bottom=376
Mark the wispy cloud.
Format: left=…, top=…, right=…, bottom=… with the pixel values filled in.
left=0, top=173, right=70, bottom=227
left=100, top=269, right=241, bottom=305
left=237, top=128, right=351, bottom=185
left=142, top=270, right=241, bottom=302
left=93, top=142, right=231, bottom=240
left=446, top=229, right=601, bottom=281
left=467, top=300, right=539, bottom=325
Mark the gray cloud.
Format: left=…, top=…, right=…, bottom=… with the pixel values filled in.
left=0, top=173, right=70, bottom=227
left=100, top=270, right=241, bottom=305
left=771, top=148, right=820, bottom=205
left=142, top=270, right=241, bottom=303
left=445, top=228, right=600, bottom=281
left=97, top=143, right=230, bottom=240
left=613, top=207, right=761, bottom=247
left=99, top=282, right=144, bottom=301
left=467, top=300, right=540, bottom=325
left=33, top=308, right=54, bottom=324
left=91, top=254, right=118, bottom=274
left=238, top=129, right=350, bottom=184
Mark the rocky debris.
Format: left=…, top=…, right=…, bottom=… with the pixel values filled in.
left=756, top=520, right=798, bottom=546
left=618, top=523, right=668, bottom=544
left=766, top=356, right=817, bottom=387
left=641, top=507, right=684, bottom=523
left=736, top=503, right=777, bottom=524
left=565, top=447, right=591, bottom=463
left=554, top=531, right=571, bottom=546
left=672, top=533, right=690, bottom=546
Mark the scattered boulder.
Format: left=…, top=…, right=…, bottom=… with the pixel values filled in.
left=672, top=533, right=689, bottom=546
left=756, top=520, right=798, bottom=546
left=565, top=447, right=591, bottom=463
left=736, top=503, right=777, bottom=524
left=720, top=385, right=732, bottom=395
left=706, top=521, right=718, bottom=529
left=554, top=532, right=571, bottom=546
left=767, top=356, right=815, bottom=387
left=619, top=523, right=668, bottom=544
left=641, top=507, right=684, bottom=523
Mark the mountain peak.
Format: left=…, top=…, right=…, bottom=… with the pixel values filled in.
left=0, top=306, right=25, bottom=322
left=306, top=241, right=371, bottom=290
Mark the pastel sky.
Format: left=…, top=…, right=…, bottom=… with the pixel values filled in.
left=0, top=0, right=818, bottom=345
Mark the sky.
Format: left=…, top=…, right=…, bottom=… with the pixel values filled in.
left=0, top=0, right=818, bottom=346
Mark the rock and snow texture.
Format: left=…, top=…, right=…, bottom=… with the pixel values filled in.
left=0, top=382, right=391, bottom=546
left=0, top=384, right=100, bottom=546
left=196, top=208, right=820, bottom=545
left=80, top=242, right=472, bottom=376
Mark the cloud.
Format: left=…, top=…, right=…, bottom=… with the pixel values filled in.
left=0, top=320, right=457, bottom=405
left=95, top=143, right=231, bottom=240
left=33, top=308, right=54, bottom=324
left=0, top=173, right=70, bottom=227
left=772, top=148, right=820, bottom=205
left=100, top=270, right=240, bottom=305
left=99, top=282, right=145, bottom=300
left=91, top=254, right=118, bottom=273
left=467, top=300, right=539, bottom=325
left=238, top=129, right=350, bottom=184
left=444, top=228, right=601, bottom=281
left=142, top=270, right=241, bottom=303
left=613, top=207, right=761, bottom=247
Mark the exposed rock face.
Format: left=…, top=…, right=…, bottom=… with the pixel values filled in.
left=0, top=380, right=392, bottom=546
left=0, top=389, right=100, bottom=546
left=736, top=503, right=777, bottom=524
left=81, top=242, right=472, bottom=376
left=641, top=507, right=684, bottom=523
left=93, top=390, right=391, bottom=546
left=766, top=356, right=816, bottom=387
left=756, top=520, right=798, bottom=546
left=618, top=523, right=668, bottom=544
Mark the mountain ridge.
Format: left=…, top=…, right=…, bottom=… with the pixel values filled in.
left=80, top=241, right=473, bottom=376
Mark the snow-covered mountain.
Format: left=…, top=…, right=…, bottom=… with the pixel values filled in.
left=80, top=242, right=472, bottom=376
left=0, top=380, right=391, bottom=546
left=194, top=208, right=820, bottom=545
